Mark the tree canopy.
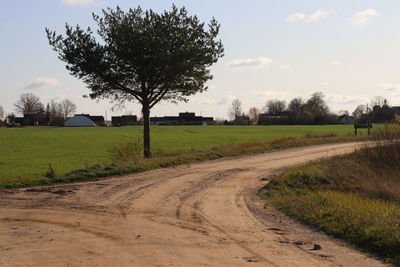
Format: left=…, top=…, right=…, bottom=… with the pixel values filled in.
left=46, top=5, right=224, bottom=157
left=264, top=99, right=286, bottom=114
left=14, top=93, right=44, bottom=115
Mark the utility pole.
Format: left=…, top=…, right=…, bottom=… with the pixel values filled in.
left=366, top=104, right=371, bottom=135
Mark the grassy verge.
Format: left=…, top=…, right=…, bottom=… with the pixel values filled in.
left=260, top=128, right=400, bottom=264
left=1, top=134, right=360, bottom=188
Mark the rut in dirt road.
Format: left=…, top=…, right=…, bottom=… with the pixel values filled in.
left=0, top=143, right=390, bottom=266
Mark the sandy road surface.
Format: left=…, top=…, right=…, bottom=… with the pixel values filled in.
left=0, top=143, right=389, bottom=266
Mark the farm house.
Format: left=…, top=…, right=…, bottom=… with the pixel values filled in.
left=64, top=115, right=96, bottom=127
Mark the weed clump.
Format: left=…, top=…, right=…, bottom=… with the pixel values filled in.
left=109, top=140, right=143, bottom=165
left=45, top=164, right=56, bottom=179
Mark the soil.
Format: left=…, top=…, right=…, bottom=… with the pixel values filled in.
left=0, top=142, right=390, bottom=266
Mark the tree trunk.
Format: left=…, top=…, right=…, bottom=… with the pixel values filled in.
left=142, top=105, right=151, bottom=158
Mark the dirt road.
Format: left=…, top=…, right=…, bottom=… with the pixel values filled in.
left=0, top=143, right=389, bottom=266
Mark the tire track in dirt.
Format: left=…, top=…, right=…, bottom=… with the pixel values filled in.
left=0, top=142, right=391, bottom=266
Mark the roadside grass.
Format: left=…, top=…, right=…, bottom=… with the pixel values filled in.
left=1, top=133, right=360, bottom=188
left=261, top=127, right=400, bottom=264
left=0, top=125, right=361, bottom=186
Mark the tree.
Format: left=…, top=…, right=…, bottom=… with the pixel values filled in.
left=6, top=113, right=16, bottom=125
left=370, top=96, right=386, bottom=108
left=264, top=99, right=286, bottom=114
left=49, top=100, right=63, bottom=118
left=304, top=92, right=329, bottom=115
left=288, top=97, right=304, bottom=114
left=61, top=99, right=76, bottom=118
left=14, top=93, right=43, bottom=115
left=337, top=110, right=349, bottom=116
left=46, top=6, right=224, bottom=158
left=0, top=105, right=4, bottom=121
left=47, top=99, right=66, bottom=126
left=228, top=99, right=242, bottom=120
left=248, top=107, right=259, bottom=125
left=352, top=105, right=365, bottom=120
left=45, top=103, right=51, bottom=124
left=232, top=112, right=250, bottom=125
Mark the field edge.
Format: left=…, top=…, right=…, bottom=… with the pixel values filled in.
left=1, top=135, right=362, bottom=189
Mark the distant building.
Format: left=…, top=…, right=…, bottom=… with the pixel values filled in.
left=13, top=116, right=24, bottom=126
left=339, top=115, right=355, bottom=124
left=64, top=115, right=96, bottom=127
left=13, top=114, right=44, bottom=126
left=150, top=112, right=213, bottom=125
left=111, top=115, right=138, bottom=126
left=74, top=114, right=105, bottom=126
left=258, top=112, right=290, bottom=124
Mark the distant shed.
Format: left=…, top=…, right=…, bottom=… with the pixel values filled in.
left=64, top=116, right=96, bottom=127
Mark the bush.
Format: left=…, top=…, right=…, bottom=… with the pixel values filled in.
left=360, top=126, right=400, bottom=169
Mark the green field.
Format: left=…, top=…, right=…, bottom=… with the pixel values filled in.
left=0, top=125, right=356, bottom=186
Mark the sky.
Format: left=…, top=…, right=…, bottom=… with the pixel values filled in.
left=1, top=0, right=400, bottom=119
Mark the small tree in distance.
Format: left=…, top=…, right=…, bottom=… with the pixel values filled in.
left=0, top=105, right=4, bottom=126
left=0, top=105, right=4, bottom=121
left=228, top=99, right=242, bottom=120
left=61, top=99, right=76, bottom=119
left=370, top=96, right=386, bottom=108
left=353, top=104, right=366, bottom=121
left=288, top=97, right=304, bottom=114
left=248, top=107, right=259, bottom=125
left=46, top=5, right=224, bottom=158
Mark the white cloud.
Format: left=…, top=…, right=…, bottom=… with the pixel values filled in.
left=306, top=10, right=330, bottom=22
left=286, top=13, right=305, bottom=23
left=320, top=82, right=329, bottom=86
left=61, top=0, right=100, bottom=6
left=258, top=89, right=293, bottom=100
left=279, top=64, right=292, bottom=70
left=43, top=94, right=68, bottom=102
left=330, top=60, right=341, bottom=65
left=349, top=9, right=379, bottom=27
left=287, top=10, right=329, bottom=23
left=226, top=57, right=273, bottom=68
left=25, top=77, right=60, bottom=90
left=325, top=93, right=369, bottom=105
left=211, top=95, right=237, bottom=105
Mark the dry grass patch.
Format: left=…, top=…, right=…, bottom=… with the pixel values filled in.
left=261, top=127, right=400, bottom=263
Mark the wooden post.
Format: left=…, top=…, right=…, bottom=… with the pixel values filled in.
left=354, top=124, right=358, bottom=135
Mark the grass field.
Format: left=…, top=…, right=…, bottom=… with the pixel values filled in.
left=261, top=128, right=400, bottom=263
left=0, top=125, right=358, bottom=186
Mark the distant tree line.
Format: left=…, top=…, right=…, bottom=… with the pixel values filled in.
left=224, top=93, right=400, bottom=125
left=225, top=92, right=337, bottom=125
left=1, top=93, right=76, bottom=127
left=353, top=97, right=400, bottom=123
